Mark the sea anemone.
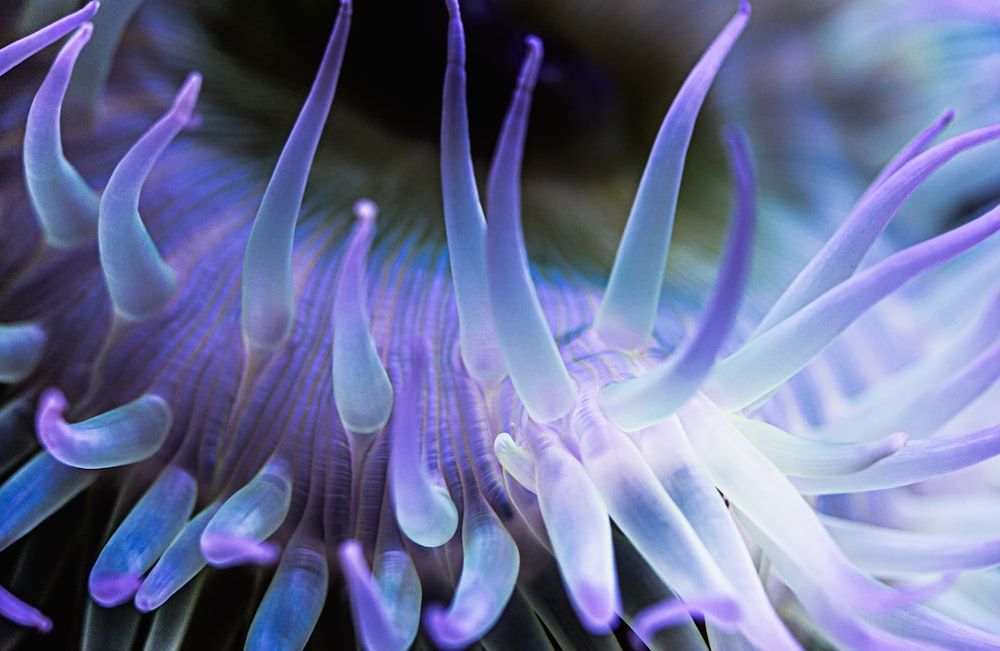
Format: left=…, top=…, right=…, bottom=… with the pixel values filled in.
left=3, top=0, right=1000, bottom=649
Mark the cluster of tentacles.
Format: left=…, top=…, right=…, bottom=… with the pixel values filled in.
left=3, top=1, right=1000, bottom=649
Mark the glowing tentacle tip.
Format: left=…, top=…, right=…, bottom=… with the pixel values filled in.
left=99, top=72, right=202, bottom=321
left=493, top=431, right=537, bottom=492
left=340, top=541, right=421, bottom=651
left=423, top=511, right=520, bottom=650
left=88, top=467, right=196, bottom=607
left=0, top=322, right=46, bottom=384
left=599, top=126, right=755, bottom=431
left=23, top=24, right=100, bottom=248
left=246, top=542, right=329, bottom=651
left=0, top=585, right=52, bottom=634
left=440, top=0, right=506, bottom=387
left=35, top=388, right=172, bottom=469
left=486, top=35, right=576, bottom=423
left=0, top=1, right=99, bottom=77
left=332, top=199, right=394, bottom=435
left=200, top=461, right=292, bottom=567
left=594, top=1, right=750, bottom=349
left=241, top=0, right=352, bottom=353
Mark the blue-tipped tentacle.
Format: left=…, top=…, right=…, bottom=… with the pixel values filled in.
left=594, top=2, right=750, bottom=350
left=485, top=36, right=576, bottom=423
left=98, top=72, right=201, bottom=321
left=23, top=24, right=100, bottom=248
left=241, top=0, right=351, bottom=353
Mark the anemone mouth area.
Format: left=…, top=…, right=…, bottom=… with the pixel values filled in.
left=4, top=0, right=1000, bottom=650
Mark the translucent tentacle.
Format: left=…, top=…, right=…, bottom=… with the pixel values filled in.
left=733, top=416, right=907, bottom=477
left=755, top=122, right=1000, bottom=335
left=823, top=515, right=1000, bottom=576
left=88, top=466, right=197, bottom=606
left=65, top=0, right=145, bottom=124
left=241, top=0, right=351, bottom=352
left=493, top=431, right=537, bottom=493
left=0, top=0, right=98, bottom=77
left=389, top=358, right=458, bottom=547
left=599, top=127, right=755, bottom=430
left=35, top=388, right=172, bottom=469
left=594, top=2, right=750, bottom=349
left=341, top=540, right=421, bottom=651
left=23, top=24, right=100, bottom=247
left=530, top=428, right=619, bottom=633
left=424, top=506, right=519, bottom=650
left=440, top=0, right=505, bottom=387
left=135, top=503, right=219, bottom=612
left=98, top=72, right=201, bottom=320
left=245, top=541, right=328, bottom=651
left=573, top=397, right=742, bottom=627
left=707, top=201, right=1000, bottom=411
left=200, top=460, right=292, bottom=567
left=793, top=422, right=1000, bottom=494
left=0, top=585, right=52, bottom=634
left=485, top=36, right=576, bottom=423
left=0, top=322, right=46, bottom=383
left=332, top=199, right=393, bottom=435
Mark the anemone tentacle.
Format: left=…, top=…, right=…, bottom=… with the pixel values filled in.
left=3, top=0, right=1000, bottom=649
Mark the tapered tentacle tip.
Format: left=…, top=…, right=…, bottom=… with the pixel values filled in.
left=88, top=572, right=141, bottom=608
left=83, top=0, right=100, bottom=17
left=738, top=1, right=752, bottom=17
left=0, top=586, right=53, bottom=634
left=520, top=36, right=543, bottom=87
left=76, top=22, right=94, bottom=42
left=200, top=533, right=281, bottom=568
left=173, top=72, right=203, bottom=122
left=353, top=197, right=377, bottom=221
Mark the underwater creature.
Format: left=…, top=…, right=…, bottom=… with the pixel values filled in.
left=3, top=0, right=1000, bottom=649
